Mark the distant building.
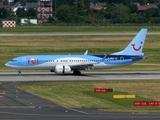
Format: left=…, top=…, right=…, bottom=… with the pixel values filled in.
left=138, top=5, right=147, bottom=12
left=21, top=18, right=28, bottom=24
left=11, top=1, right=24, bottom=13
left=143, top=3, right=158, bottom=9
left=26, top=3, right=37, bottom=11
left=8, top=0, right=14, bottom=4
left=0, top=2, right=3, bottom=6
left=0, top=0, right=13, bottom=10
left=90, top=2, right=106, bottom=11
left=132, top=2, right=140, bottom=6
left=37, top=0, right=52, bottom=23
left=133, top=2, right=158, bottom=13
left=21, top=18, right=37, bottom=24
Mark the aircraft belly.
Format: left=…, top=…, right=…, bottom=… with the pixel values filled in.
left=94, top=64, right=122, bottom=69
left=12, top=63, right=56, bottom=70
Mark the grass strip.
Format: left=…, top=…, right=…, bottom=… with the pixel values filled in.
left=1, top=26, right=160, bottom=33
left=18, top=80, right=160, bottom=112
left=1, top=34, right=160, bottom=71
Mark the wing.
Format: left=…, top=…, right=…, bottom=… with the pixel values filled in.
left=70, top=63, right=94, bottom=70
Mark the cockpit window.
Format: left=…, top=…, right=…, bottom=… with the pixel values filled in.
left=10, top=60, right=17, bottom=62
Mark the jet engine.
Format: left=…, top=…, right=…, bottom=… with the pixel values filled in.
left=54, top=65, right=71, bottom=74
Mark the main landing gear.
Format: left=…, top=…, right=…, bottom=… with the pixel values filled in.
left=73, top=70, right=81, bottom=75
left=18, top=71, right=22, bottom=75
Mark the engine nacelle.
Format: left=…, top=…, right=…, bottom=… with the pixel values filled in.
left=54, top=65, right=71, bottom=74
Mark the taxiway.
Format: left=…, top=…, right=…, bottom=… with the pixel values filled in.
left=0, top=71, right=160, bottom=81
left=0, top=32, right=160, bottom=36
left=0, top=72, right=159, bottom=119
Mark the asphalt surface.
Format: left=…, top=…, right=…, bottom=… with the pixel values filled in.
left=0, top=71, right=160, bottom=81
left=0, top=32, right=160, bottom=36
left=0, top=72, right=160, bottom=119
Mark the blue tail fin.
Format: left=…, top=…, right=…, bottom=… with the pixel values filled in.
left=112, top=28, right=147, bottom=56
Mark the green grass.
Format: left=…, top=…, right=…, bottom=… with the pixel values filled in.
left=0, top=26, right=160, bottom=71
left=1, top=34, right=160, bottom=71
left=83, top=91, right=150, bottom=106
left=18, top=80, right=160, bottom=112
left=1, top=26, right=160, bottom=33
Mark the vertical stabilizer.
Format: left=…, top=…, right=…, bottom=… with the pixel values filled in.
left=112, top=29, right=147, bottom=56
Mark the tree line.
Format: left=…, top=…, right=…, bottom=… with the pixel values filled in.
left=52, top=0, right=160, bottom=24
left=0, top=0, right=160, bottom=24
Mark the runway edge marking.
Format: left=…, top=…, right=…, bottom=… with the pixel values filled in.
left=0, top=106, right=35, bottom=108
left=67, top=108, right=88, bottom=114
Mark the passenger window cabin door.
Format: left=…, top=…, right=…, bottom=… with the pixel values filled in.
left=120, top=57, right=124, bottom=64
left=22, top=58, right=26, bottom=65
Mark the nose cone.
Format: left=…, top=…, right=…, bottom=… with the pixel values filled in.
left=5, top=62, right=9, bottom=67
left=5, top=62, right=11, bottom=68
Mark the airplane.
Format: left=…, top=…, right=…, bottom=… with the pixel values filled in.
left=5, top=28, right=147, bottom=75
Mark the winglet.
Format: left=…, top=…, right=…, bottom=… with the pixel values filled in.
left=84, top=50, right=88, bottom=55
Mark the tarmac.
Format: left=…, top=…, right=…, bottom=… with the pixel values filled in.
left=0, top=32, right=160, bottom=36
left=0, top=72, right=160, bottom=119
left=0, top=71, right=160, bottom=81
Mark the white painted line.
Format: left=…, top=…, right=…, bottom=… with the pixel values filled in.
left=0, top=34, right=14, bottom=36
left=67, top=108, right=88, bottom=114
left=0, top=32, right=159, bottom=36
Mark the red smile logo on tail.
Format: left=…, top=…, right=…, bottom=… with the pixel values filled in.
left=131, top=41, right=143, bottom=51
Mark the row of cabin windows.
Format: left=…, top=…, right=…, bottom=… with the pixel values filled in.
left=11, top=60, right=17, bottom=62
left=38, top=59, right=117, bottom=63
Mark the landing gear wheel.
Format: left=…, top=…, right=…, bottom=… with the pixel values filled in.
left=73, top=70, right=81, bottom=75
left=77, top=71, right=81, bottom=75
left=18, top=71, right=22, bottom=75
